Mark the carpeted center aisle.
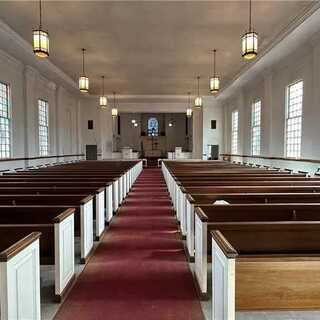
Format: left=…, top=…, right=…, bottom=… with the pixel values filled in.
left=54, top=168, right=204, bottom=320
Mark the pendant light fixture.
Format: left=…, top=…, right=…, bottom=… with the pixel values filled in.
left=186, top=92, right=192, bottom=118
left=79, top=48, right=89, bottom=93
left=111, top=92, right=118, bottom=118
left=194, top=76, right=202, bottom=108
left=33, top=0, right=49, bottom=58
left=209, top=49, right=220, bottom=94
left=242, top=0, right=258, bottom=60
left=99, top=76, right=107, bottom=108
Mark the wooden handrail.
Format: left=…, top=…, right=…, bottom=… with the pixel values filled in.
left=0, top=154, right=84, bottom=163
left=53, top=208, right=76, bottom=223
left=220, top=154, right=320, bottom=165
left=211, top=230, right=238, bottom=259
left=0, top=232, right=41, bottom=262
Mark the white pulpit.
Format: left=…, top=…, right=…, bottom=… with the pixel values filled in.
left=175, top=147, right=183, bottom=159
left=122, top=147, right=133, bottom=159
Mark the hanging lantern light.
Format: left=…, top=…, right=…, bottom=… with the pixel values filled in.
left=111, top=92, right=118, bottom=118
left=242, top=0, right=258, bottom=60
left=33, top=0, right=49, bottom=58
left=209, top=49, right=220, bottom=94
left=186, top=92, right=192, bottom=118
left=194, top=76, right=202, bottom=108
left=99, top=76, right=107, bottom=108
left=79, top=48, right=89, bottom=93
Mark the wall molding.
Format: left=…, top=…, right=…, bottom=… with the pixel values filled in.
left=221, top=153, right=320, bottom=165
left=0, top=153, right=84, bottom=163
left=217, top=3, right=320, bottom=102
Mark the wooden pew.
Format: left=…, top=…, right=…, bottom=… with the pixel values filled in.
left=0, top=186, right=113, bottom=224
left=194, top=204, right=320, bottom=298
left=0, top=194, right=106, bottom=241
left=0, top=207, right=76, bottom=302
left=3, top=174, right=125, bottom=204
left=0, top=179, right=116, bottom=213
left=0, top=231, right=41, bottom=320
left=185, top=193, right=320, bottom=261
left=176, top=185, right=320, bottom=239
left=0, top=202, right=93, bottom=264
left=211, top=224, right=320, bottom=319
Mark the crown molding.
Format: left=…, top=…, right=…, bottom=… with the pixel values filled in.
left=0, top=18, right=79, bottom=95
left=217, top=2, right=320, bottom=102
left=0, top=47, right=23, bottom=72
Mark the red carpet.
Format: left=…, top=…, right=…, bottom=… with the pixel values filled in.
left=54, top=168, right=204, bottom=320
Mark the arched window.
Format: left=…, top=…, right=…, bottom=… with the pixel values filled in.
left=148, top=117, right=159, bottom=136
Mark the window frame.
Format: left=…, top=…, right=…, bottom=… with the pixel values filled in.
left=251, top=99, right=261, bottom=156
left=38, top=99, right=50, bottom=157
left=285, top=80, right=303, bottom=159
left=0, top=81, right=12, bottom=159
left=231, top=110, right=239, bottom=155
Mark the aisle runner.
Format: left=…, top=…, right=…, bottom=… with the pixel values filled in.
left=55, top=168, right=204, bottom=320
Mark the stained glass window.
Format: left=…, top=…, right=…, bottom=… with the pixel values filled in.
left=148, top=117, right=159, bottom=136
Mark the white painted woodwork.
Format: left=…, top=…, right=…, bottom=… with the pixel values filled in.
left=96, top=190, right=105, bottom=238
left=212, top=237, right=236, bottom=320
left=54, top=213, right=75, bottom=296
left=118, top=177, right=123, bottom=205
left=106, top=184, right=113, bottom=222
left=195, top=214, right=208, bottom=295
left=0, top=238, right=41, bottom=320
left=186, top=199, right=195, bottom=258
left=80, top=199, right=94, bottom=261
left=113, top=180, right=119, bottom=212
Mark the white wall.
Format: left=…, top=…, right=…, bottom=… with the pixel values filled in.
left=222, top=41, right=320, bottom=158
left=79, top=97, right=113, bottom=159
left=220, top=34, right=320, bottom=173
left=0, top=49, right=82, bottom=170
left=202, top=97, right=224, bottom=159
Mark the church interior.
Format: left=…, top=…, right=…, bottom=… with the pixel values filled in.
left=0, top=1, right=320, bottom=320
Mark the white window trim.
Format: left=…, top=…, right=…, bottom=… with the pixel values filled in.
left=38, top=99, right=49, bottom=157
left=251, top=100, right=261, bottom=156
left=285, top=80, right=303, bottom=159
left=0, top=81, right=12, bottom=159
left=231, top=110, right=239, bottom=155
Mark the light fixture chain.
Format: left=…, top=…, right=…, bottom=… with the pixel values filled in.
left=82, top=49, right=85, bottom=74
left=214, top=49, right=216, bottom=76
left=39, top=0, right=42, bottom=28
left=249, top=0, right=252, bottom=31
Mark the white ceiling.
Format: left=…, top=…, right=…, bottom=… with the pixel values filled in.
left=0, top=0, right=316, bottom=96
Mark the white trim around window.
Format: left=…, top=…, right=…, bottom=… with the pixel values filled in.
left=285, top=80, right=303, bottom=158
left=231, top=110, right=239, bottom=154
left=38, top=99, right=49, bottom=156
left=251, top=100, right=261, bottom=156
left=0, top=81, right=11, bottom=159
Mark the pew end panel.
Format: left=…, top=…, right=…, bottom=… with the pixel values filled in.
left=106, top=184, right=113, bottom=223
left=113, top=180, right=119, bottom=213
left=0, top=232, right=41, bottom=320
left=54, top=208, right=75, bottom=302
left=185, top=194, right=195, bottom=261
left=194, top=211, right=208, bottom=299
left=212, top=231, right=236, bottom=320
left=80, top=199, right=94, bottom=264
left=95, top=191, right=105, bottom=241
